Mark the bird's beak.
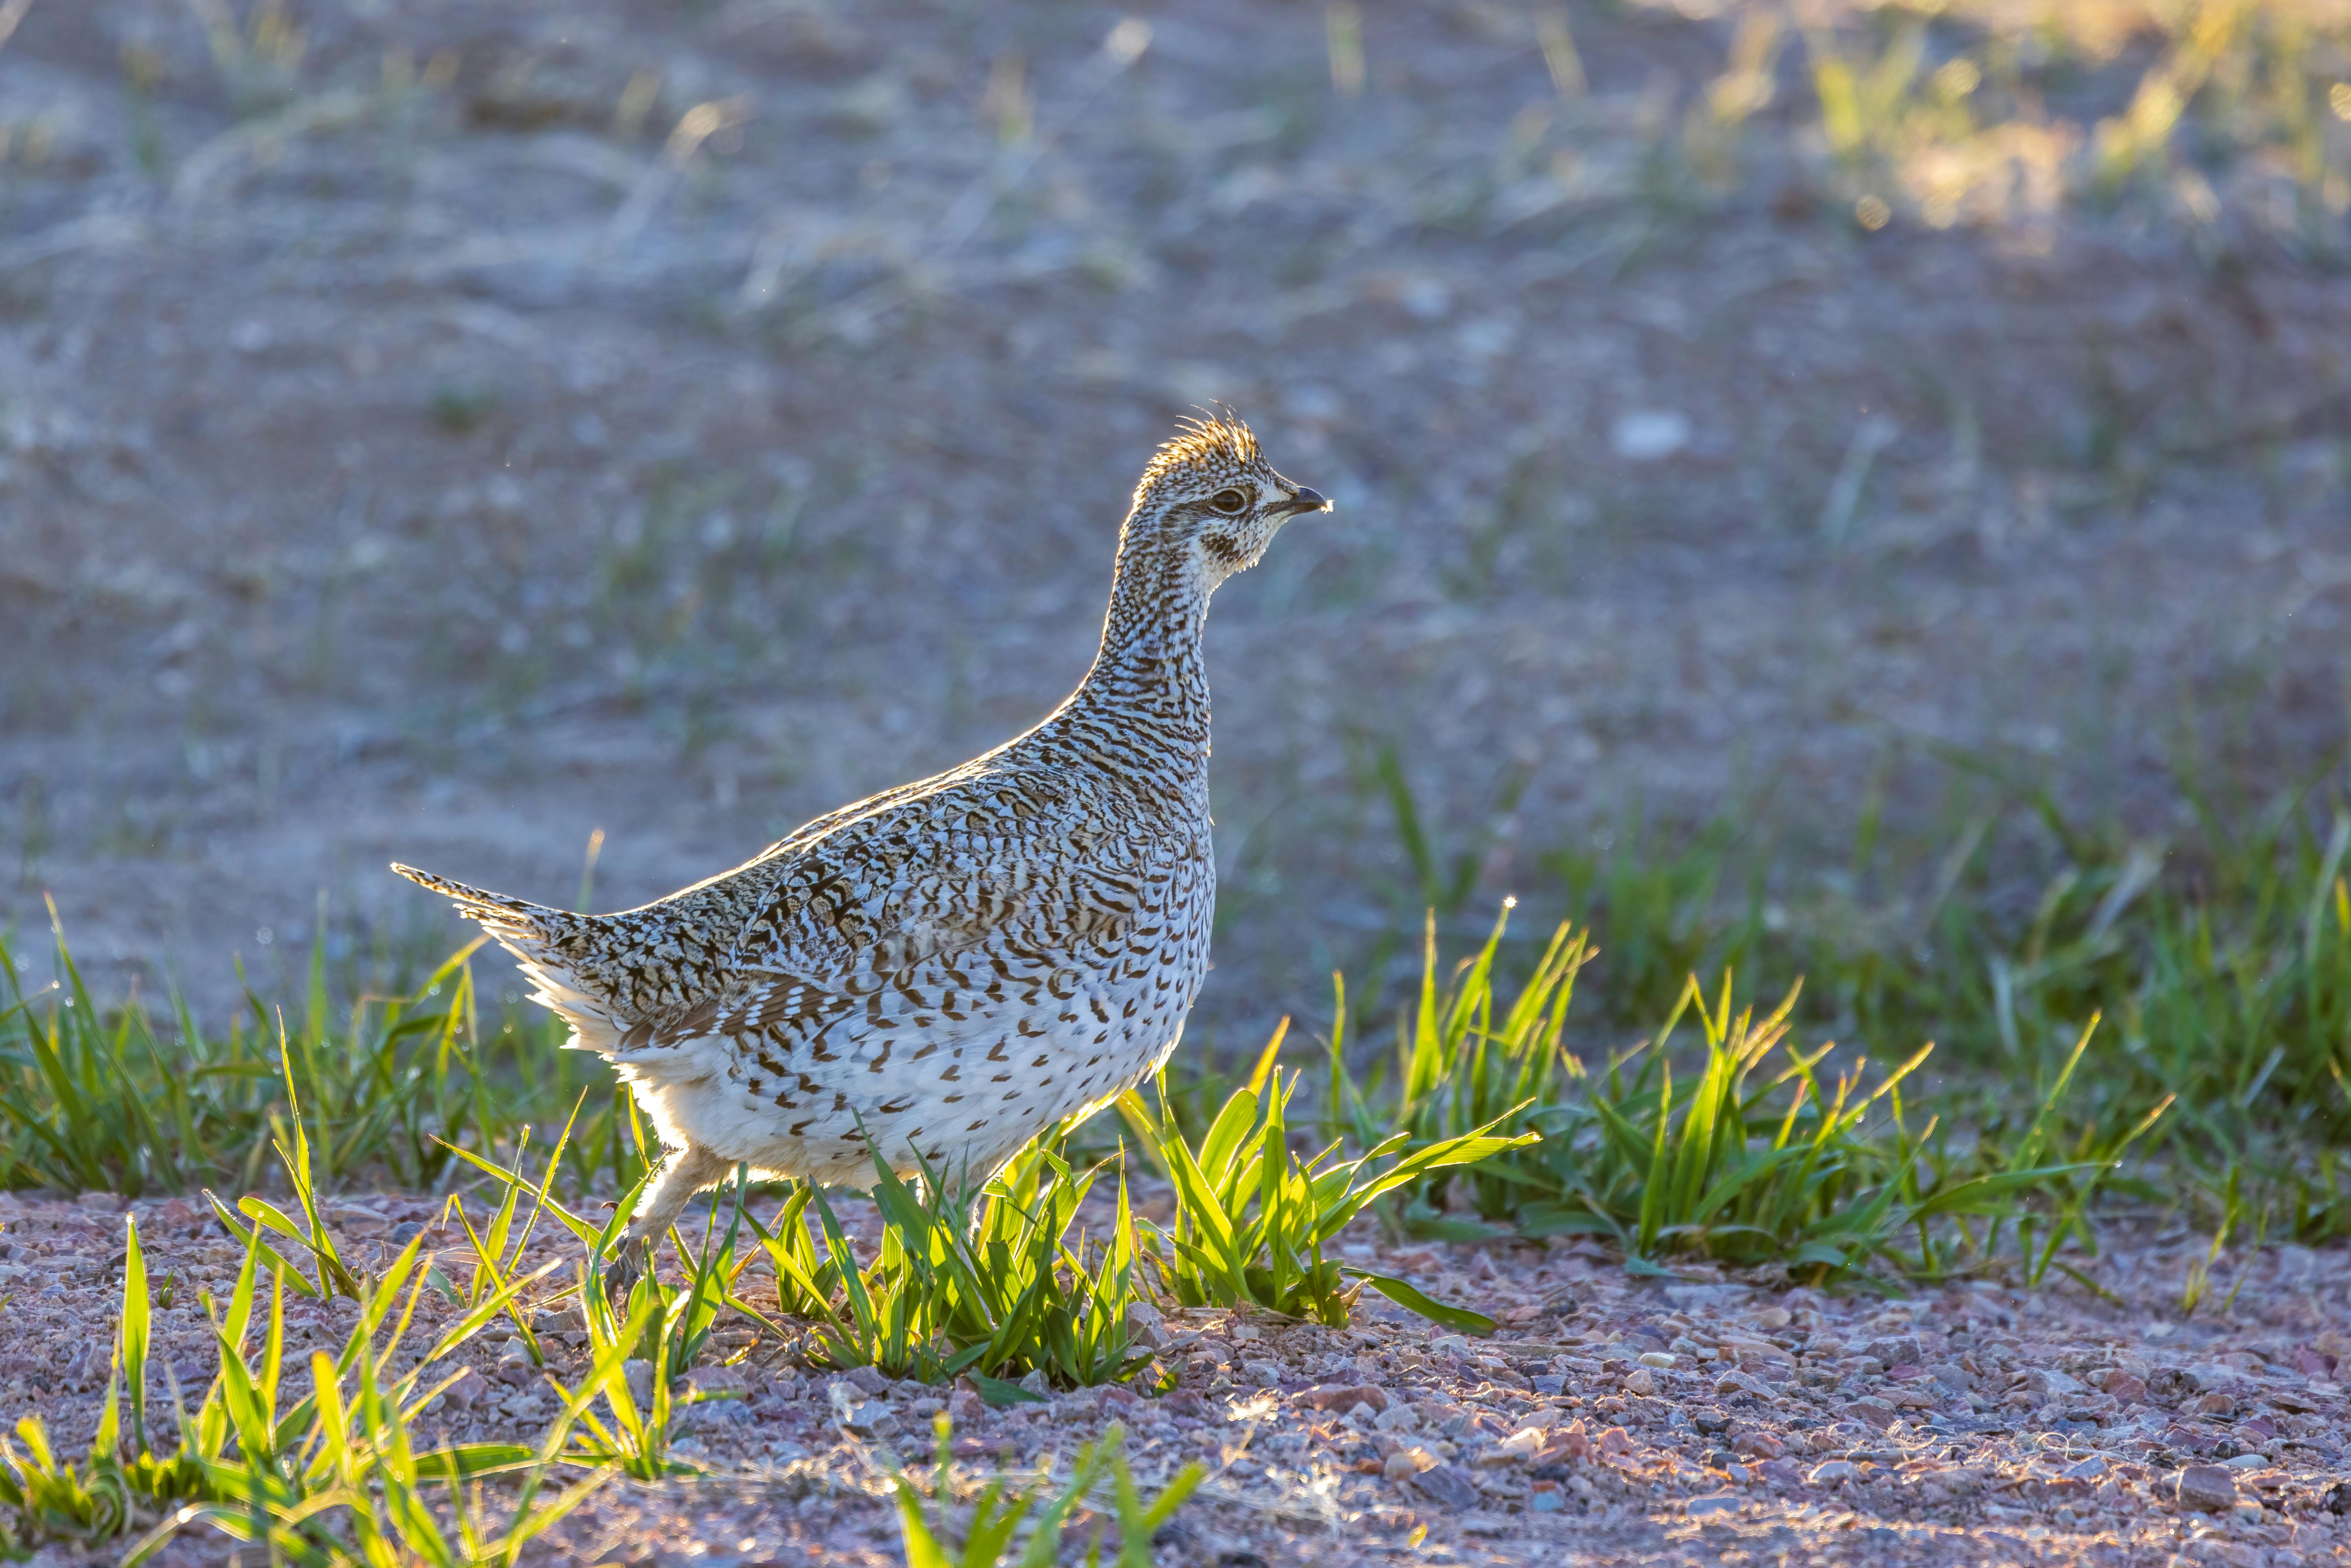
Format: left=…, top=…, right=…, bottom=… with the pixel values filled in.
left=1277, top=486, right=1331, bottom=515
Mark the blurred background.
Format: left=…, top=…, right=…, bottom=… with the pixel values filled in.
left=2, top=0, right=2346, bottom=1058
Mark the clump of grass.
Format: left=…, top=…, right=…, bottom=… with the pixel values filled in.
left=1521, top=976, right=2170, bottom=1285
left=1312, top=879, right=2188, bottom=1284
left=1120, top=1023, right=1532, bottom=1331
left=785, top=1141, right=1151, bottom=1392
left=735, top=1140, right=1152, bottom=1395
left=451, top=1122, right=1148, bottom=1399
left=741, top=1180, right=848, bottom=1319
left=1, top=1208, right=579, bottom=1561
left=2264, top=1146, right=2351, bottom=1245
left=428, top=383, right=498, bottom=433
left=200, top=1035, right=375, bottom=1300
left=0, top=1414, right=130, bottom=1550
left=890, top=1413, right=1202, bottom=1568
left=187, top=0, right=310, bottom=118
left=1323, top=902, right=1589, bottom=1239
left=0, top=911, right=634, bottom=1200
left=1545, top=793, right=2351, bottom=1169
left=552, top=1269, right=714, bottom=1481
left=441, top=1136, right=772, bottom=1481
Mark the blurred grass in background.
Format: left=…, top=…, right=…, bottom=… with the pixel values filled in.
left=1540, top=791, right=2351, bottom=1154
left=1572, top=0, right=2351, bottom=250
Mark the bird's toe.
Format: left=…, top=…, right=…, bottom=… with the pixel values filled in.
left=601, top=1237, right=652, bottom=1304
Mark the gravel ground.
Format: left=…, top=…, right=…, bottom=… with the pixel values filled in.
left=4, top=1186, right=2348, bottom=1567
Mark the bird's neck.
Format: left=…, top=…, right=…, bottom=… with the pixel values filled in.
left=1058, top=539, right=1214, bottom=783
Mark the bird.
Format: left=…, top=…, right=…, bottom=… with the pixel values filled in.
left=393, top=412, right=1329, bottom=1291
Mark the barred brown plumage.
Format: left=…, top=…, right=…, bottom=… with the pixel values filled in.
left=391, top=412, right=1329, bottom=1290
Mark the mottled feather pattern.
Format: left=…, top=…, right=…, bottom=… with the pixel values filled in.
left=395, top=412, right=1327, bottom=1247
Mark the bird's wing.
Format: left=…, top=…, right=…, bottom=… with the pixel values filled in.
left=613, top=776, right=1189, bottom=1058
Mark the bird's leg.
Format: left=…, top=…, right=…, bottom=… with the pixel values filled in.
left=603, top=1143, right=732, bottom=1302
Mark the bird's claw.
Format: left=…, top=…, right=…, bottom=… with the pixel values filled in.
left=601, top=1237, right=651, bottom=1304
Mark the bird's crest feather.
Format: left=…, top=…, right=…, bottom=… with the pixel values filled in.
left=1135, top=408, right=1260, bottom=499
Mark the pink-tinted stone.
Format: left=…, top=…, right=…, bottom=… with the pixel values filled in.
left=2176, top=1464, right=2237, bottom=1512
left=1295, top=1383, right=1391, bottom=1413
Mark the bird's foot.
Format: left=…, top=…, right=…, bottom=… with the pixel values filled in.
left=601, top=1236, right=652, bottom=1305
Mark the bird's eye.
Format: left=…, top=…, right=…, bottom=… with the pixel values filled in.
left=1209, top=489, right=1249, bottom=515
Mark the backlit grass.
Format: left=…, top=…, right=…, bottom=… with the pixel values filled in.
left=0, top=909, right=627, bottom=1200
left=1538, top=791, right=2351, bottom=1223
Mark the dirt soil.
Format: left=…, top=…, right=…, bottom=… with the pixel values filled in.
left=3, top=0, right=2349, bottom=1037
left=3, top=1187, right=2349, bottom=1567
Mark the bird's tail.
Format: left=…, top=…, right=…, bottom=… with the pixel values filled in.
left=390, top=862, right=630, bottom=1054
left=389, top=863, right=565, bottom=945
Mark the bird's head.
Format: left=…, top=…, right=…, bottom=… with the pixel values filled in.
left=1125, top=411, right=1330, bottom=587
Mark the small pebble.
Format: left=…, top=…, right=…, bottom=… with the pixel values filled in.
left=441, top=1366, right=488, bottom=1410
left=2177, top=1464, right=2239, bottom=1512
